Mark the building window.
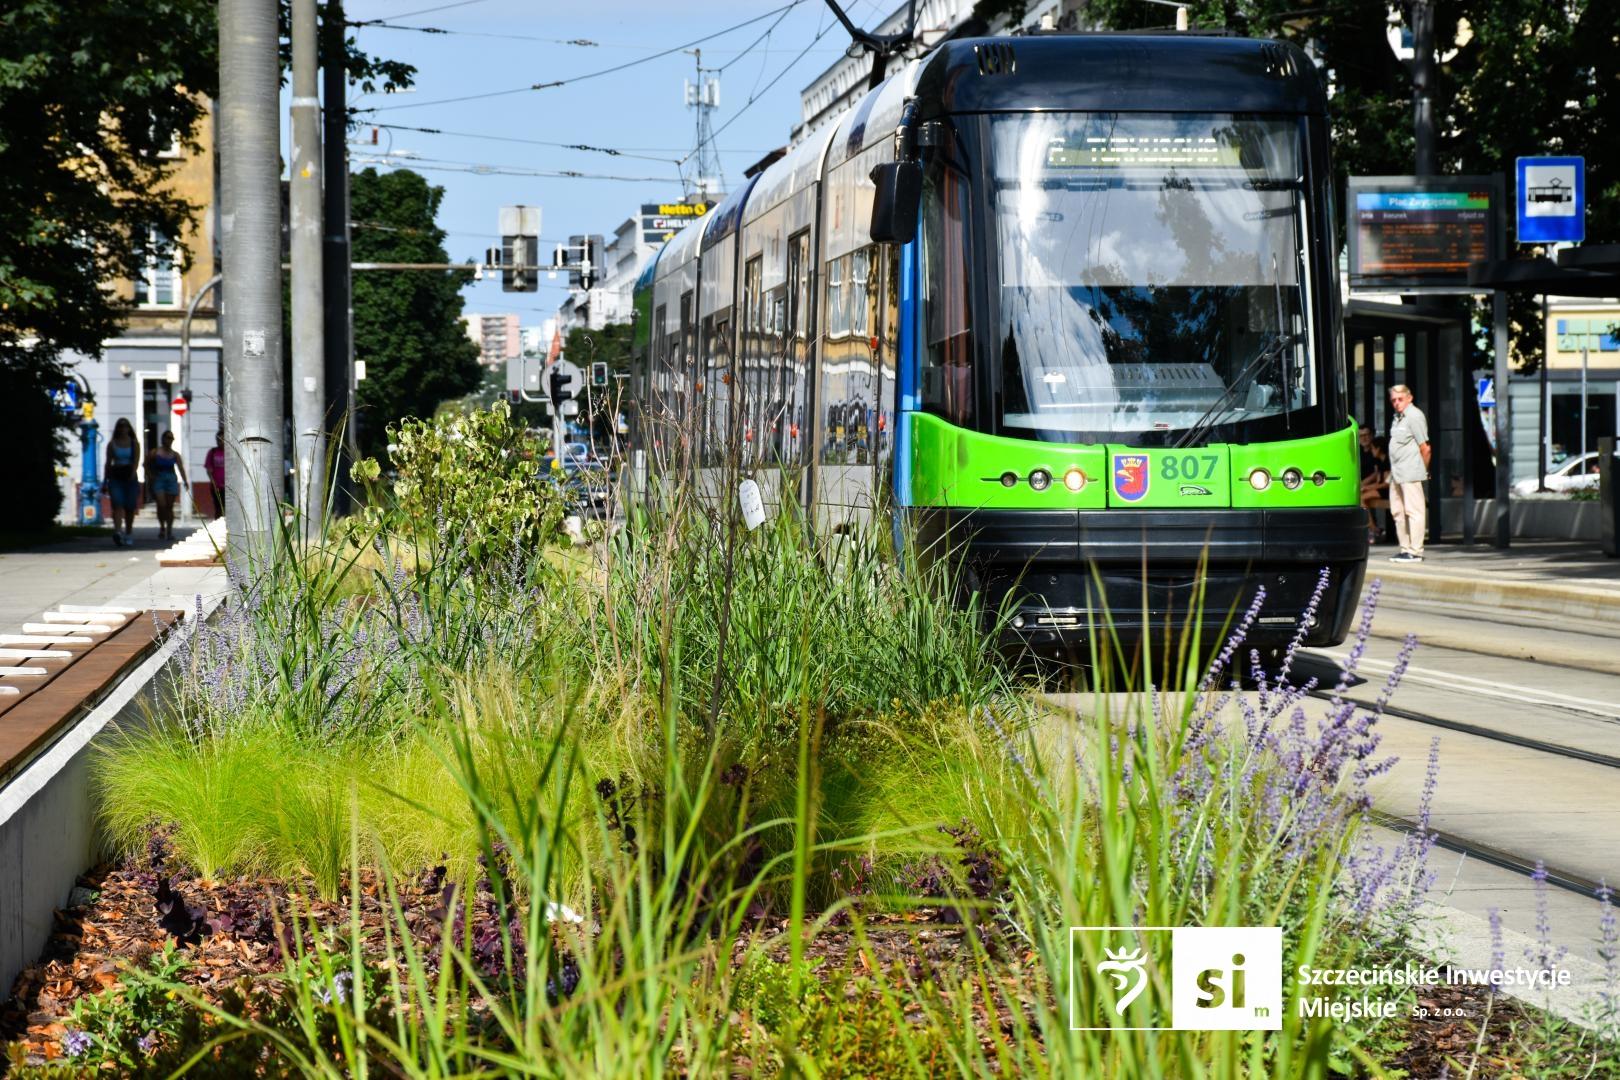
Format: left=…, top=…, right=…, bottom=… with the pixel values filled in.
left=135, top=228, right=180, bottom=307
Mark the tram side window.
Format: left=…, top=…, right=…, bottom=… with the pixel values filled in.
left=877, top=244, right=899, bottom=471
left=920, top=160, right=973, bottom=427
left=678, top=291, right=694, bottom=433
left=743, top=255, right=764, bottom=462
left=652, top=302, right=668, bottom=417
left=785, top=229, right=810, bottom=467
left=766, top=285, right=789, bottom=463
left=853, top=246, right=879, bottom=465
left=711, top=314, right=735, bottom=465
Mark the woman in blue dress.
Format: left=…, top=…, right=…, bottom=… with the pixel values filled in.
left=147, top=430, right=189, bottom=541
left=103, top=418, right=142, bottom=546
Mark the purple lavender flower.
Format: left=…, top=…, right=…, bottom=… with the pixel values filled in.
left=62, top=1030, right=91, bottom=1058
left=1488, top=906, right=1505, bottom=978
left=1526, top=861, right=1569, bottom=972
left=1598, top=881, right=1619, bottom=1021
left=137, top=1031, right=160, bottom=1055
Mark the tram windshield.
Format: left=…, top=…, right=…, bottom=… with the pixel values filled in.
left=982, top=112, right=1317, bottom=445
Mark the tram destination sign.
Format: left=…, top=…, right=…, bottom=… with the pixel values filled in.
left=641, top=201, right=709, bottom=244
left=1347, top=175, right=1504, bottom=293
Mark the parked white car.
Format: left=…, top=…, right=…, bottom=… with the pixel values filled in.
left=1514, top=451, right=1603, bottom=495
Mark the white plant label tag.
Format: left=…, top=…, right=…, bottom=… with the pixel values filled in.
left=738, top=478, right=765, bottom=531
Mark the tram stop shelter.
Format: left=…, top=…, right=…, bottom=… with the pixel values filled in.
left=1344, top=301, right=1486, bottom=545
left=1344, top=171, right=1617, bottom=550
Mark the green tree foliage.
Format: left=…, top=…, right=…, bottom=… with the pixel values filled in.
left=350, top=168, right=483, bottom=457
left=1, top=1, right=218, bottom=528
left=1, top=1, right=413, bottom=529
left=1045, top=0, right=1618, bottom=372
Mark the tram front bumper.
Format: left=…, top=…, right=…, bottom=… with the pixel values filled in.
left=910, top=506, right=1369, bottom=651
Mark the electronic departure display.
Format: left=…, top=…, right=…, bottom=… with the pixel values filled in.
left=1347, top=176, right=1503, bottom=291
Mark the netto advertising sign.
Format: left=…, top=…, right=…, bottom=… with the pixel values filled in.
left=641, top=201, right=710, bottom=244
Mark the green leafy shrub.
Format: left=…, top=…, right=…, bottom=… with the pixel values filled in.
left=369, top=400, right=562, bottom=558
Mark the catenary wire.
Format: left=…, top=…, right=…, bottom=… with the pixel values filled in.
left=355, top=1, right=807, bottom=113
left=349, top=0, right=491, bottom=24
left=681, top=14, right=838, bottom=167
left=366, top=122, right=771, bottom=157
left=351, top=153, right=674, bottom=183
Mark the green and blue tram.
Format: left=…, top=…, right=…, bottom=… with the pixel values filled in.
left=632, top=32, right=1367, bottom=652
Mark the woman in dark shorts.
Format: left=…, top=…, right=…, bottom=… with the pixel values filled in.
left=104, top=418, right=142, bottom=546
left=147, top=430, right=189, bottom=540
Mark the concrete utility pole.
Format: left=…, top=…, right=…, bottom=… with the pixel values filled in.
left=218, top=0, right=285, bottom=556
left=1411, top=0, right=1436, bottom=176
left=322, top=0, right=355, bottom=511
left=291, top=0, right=326, bottom=539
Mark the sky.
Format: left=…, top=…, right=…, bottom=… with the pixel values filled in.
left=323, top=0, right=881, bottom=325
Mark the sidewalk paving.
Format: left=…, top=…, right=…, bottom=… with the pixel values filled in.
left=0, top=513, right=223, bottom=629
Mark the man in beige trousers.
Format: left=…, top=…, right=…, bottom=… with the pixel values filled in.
left=1386, top=384, right=1431, bottom=563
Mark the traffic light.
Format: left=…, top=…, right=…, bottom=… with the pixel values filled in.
left=549, top=366, right=575, bottom=408
left=591, top=361, right=608, bottom=388
left=499, top=206, right=541, bottom=292
left=566, top=235, right=586, bottom=287
left=563, top=234, right=606, bottom=289
left=583, top=235, right=604, bottom=289
left=501, top=235, right=539, bottom=292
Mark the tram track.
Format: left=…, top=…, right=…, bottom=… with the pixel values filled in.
left=1368, top=810, right=1606, bottom=899
left=1298, top=650, right=1620, bottom=899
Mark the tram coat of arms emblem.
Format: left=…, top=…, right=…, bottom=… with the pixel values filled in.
left=1113, top=454, right=1150, bottom=502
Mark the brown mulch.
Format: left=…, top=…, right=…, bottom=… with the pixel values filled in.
left=0, top=848, right=1014, bottom=1070
left=1383, top=976, right=1565, bottom=1079
left=0, top=850, right=456, bottom=1068
left=0, top=855, right=1580, bottom=1075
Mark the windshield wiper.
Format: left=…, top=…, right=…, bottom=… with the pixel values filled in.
left=1171, top=330, right=1302, bottom=450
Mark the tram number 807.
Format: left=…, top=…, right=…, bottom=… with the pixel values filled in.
left=1160, top=454, right=1221, bottom=481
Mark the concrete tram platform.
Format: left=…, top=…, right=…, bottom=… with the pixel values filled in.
left=1364, top=542, right=1620, bottom=675
left=1374, top=539, right=1620, bottom=598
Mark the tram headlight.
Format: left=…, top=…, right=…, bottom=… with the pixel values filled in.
left=1029, top=469, right=1052, bottom=491
left=1063, top=467, right=1086, bottom=492
left=999, top=471, right=1019, bottom=488
left=1247, top=468, right=1272, bottom=491
left=1281, top=467, right=1303, bottom=490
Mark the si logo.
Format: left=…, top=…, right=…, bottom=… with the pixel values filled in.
left=1195, top=953, right=1249, bottom=1009
left=1170, top=927, right=1282, bottom=1031
left=1113, top=454, right=1150, bottom=502
left=1070, top=926, right=1282, bottom=1031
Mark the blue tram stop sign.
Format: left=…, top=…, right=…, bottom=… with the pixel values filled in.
left=1516, top=156, right=1585, bottom=244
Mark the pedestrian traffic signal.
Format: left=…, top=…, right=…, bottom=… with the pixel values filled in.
left=591, top=361, right=608, bottom=388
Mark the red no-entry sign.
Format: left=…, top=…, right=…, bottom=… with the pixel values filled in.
left=171, top=396, right=188, bottom=416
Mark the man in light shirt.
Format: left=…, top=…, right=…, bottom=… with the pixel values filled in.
left=1386, top=384, right=1431, bottom=563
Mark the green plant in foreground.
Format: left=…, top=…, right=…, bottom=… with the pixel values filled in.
left=77, top=452, right=1487, bottom=1075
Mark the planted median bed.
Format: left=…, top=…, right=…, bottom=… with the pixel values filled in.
left=3, top=405, right=1615, bottom=1077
